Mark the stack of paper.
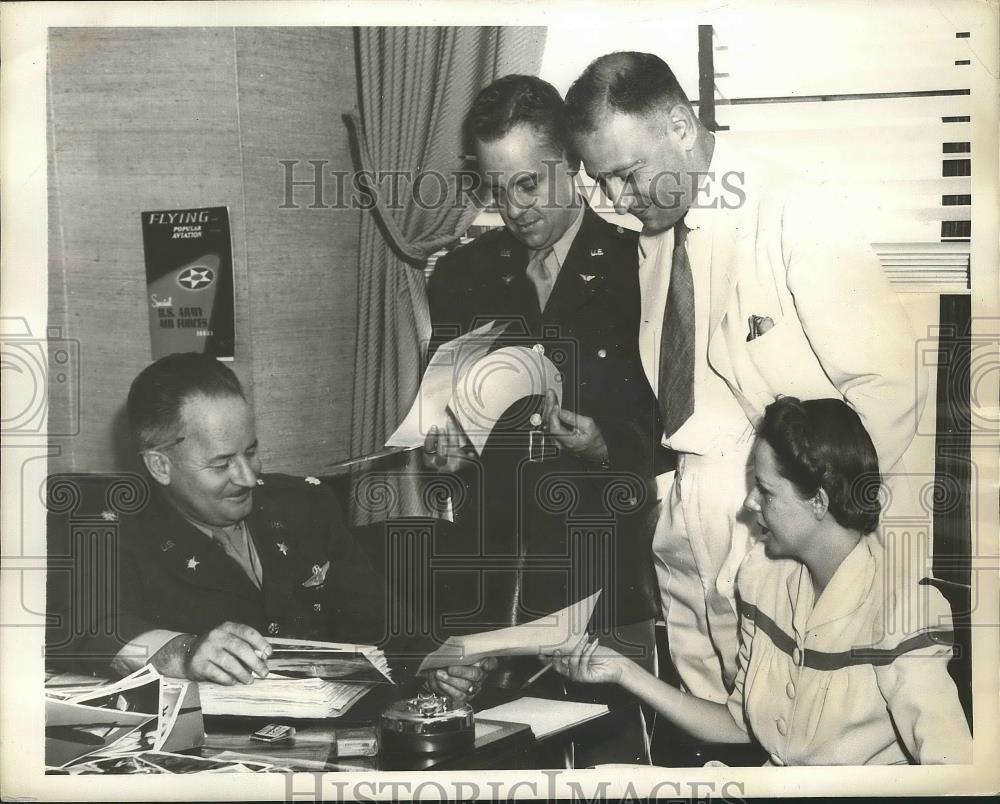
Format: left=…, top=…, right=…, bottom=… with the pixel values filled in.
left=197, top=674, right=373, bottom=719
left=265, top=637, right=393, bottom=683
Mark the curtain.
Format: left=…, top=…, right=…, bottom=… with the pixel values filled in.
left=348, top=27, right=547, bottom=523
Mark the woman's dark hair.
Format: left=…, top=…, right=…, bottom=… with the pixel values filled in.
left=758, top=396, right=882, bottom=534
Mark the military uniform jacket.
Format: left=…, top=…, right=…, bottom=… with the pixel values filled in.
left=54, top=474, right=389, bottom=668
left=427, top=205, right=661, bottom=631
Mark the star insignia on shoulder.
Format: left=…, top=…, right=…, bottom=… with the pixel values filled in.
left=501, top=274, right=514, bottom=284
left=187, top=556, right=200, bottom=570
left=579, top=274, right=596, bottom=283
left=100, top=510, right=118, bottom=522
left=304, top=476, right=321, bottom=485
left=277, top=542, right=289, bottom=556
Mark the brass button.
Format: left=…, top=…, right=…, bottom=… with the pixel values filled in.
left=267, top=622, right=280, bottom=635
left=791, top=647, right=801, bottom=665
left=776, top=717, right=788, bottom=736
left=532, top=343, right=545, bottom=355
left=313, top=603, right=322, bottom=612
left=786, top=681, right=796, bottom=699
left=597, top=348, right=607, bottom=359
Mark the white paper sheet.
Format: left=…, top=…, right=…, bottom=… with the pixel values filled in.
left=476, top=697, right=609, bottom=739
left=386, top=320, right=506, bottom=448
left=449, top=345, right=563, bottom=455
left=417, top=590, right=601, bottom=673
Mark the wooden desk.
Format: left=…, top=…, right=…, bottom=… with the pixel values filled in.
left=199, top=686, right=594, bottom=771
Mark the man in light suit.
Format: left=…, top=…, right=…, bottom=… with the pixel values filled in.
left=565, top=52, right=926, bottom=704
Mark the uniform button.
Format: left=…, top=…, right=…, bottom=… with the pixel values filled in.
left=267, top=622, right=280, bottom=635
left=532, top=343, right=545, bottom=355
left=791, top=647, right=801, bottom=665
left=769, top=753, right=784, bottom=766
left=786, top=681, right=796, bottom=699
left=313, top=603, right=322, bottom=612
left=775, top=717, right=788, bottom=736
left=597, top=348, right=607, bottom=359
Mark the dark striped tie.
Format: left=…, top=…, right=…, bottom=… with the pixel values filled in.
left=658, top=219, right=694, bottom=439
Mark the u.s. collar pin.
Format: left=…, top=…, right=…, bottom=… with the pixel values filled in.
left=590, top=248, right=604, bottom=257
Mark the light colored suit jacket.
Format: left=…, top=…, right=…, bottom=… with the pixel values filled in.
left=640, top=136, right=928, bottom=674
left=702, top=168, right=925, bottom=474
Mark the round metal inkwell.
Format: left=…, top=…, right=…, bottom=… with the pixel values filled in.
left=378, top=691, right=474, bottom=754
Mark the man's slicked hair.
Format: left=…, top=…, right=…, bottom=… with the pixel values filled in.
left=463, top=74, right=576, bottom=167
left=565, top=51, right=692, bottom=135
left=127, top=352, right=245, bottom=452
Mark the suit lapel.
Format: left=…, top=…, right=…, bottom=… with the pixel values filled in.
left=246, top=502, right=300, bottom=609
left=147, top=496, right=258, bottom=599
left=486, top=237, right=540, bottom=334
left=543, top=207, right=607, bottom=322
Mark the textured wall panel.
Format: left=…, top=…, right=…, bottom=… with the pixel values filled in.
left=234, top=27, right=359, bottom=472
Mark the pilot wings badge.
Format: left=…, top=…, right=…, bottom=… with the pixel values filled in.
left=302, top=561, right=330, bottom=588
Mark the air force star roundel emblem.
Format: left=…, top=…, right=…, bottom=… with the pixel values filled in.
left=177, top=265, right=216, bottom=290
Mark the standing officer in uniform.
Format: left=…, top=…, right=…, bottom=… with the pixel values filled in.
left=423, top=75, right=664, bottom=765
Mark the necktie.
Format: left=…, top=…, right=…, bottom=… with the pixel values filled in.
left=212, top=523, right=263, bottom=589
left=658, top=219, right=695, bottom=439
left=525, top=247, right=556, bottom=311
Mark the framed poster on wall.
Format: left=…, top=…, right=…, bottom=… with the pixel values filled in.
left=141, top=206, right=235, bottom=360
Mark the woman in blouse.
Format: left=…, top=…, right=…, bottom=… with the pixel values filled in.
left=552, top=396, right=971, bottom=765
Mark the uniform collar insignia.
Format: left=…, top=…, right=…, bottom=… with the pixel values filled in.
left=579, top=273, right=597, bottom=283
left=501, top=274, right=514, bottom=284
left=500, top=249, right=511, bottom=258
left=187, top=556, right=200, bottom=570
left=590, top=248, right=604, bottom=257
left=277, top=542, right=289, bottom=556
left=160, top=540, right=175, bottom=552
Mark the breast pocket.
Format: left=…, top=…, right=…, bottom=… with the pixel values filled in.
left=745, top=319, right=838, bottom=401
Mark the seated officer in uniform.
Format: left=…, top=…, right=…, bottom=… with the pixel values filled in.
left=60, top=352, right=488, bottom=698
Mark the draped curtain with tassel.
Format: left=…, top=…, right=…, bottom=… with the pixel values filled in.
left=348, top=27, right=546, bottom=523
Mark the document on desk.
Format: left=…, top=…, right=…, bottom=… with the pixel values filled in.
left=45, top=665, right=203, bottom=769
left=265, top=637, right=394, bottom=684
left=197, top=675, right=374, bottom=719
left=417, top=590, right=601, bottom=673
left=476, top=697, right=609, bottom=740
